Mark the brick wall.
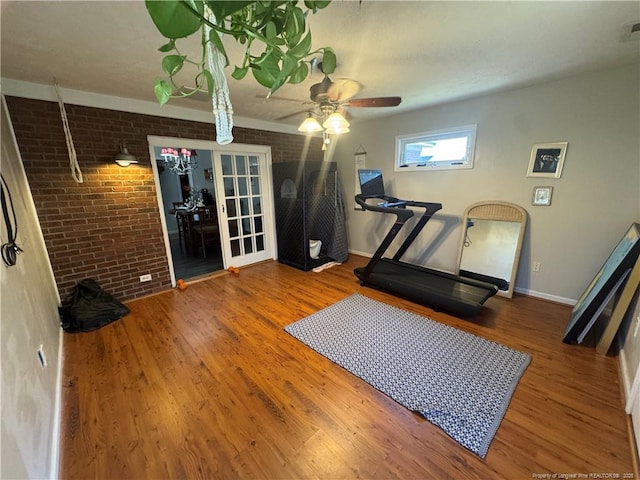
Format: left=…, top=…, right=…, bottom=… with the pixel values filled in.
left=5, top=96, right=323, bottom=301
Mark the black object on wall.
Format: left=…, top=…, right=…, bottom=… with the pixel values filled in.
left=273, top=161, right=339, bottom=271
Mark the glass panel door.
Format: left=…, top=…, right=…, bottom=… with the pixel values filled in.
left=213, top=149, right=274, bottom=268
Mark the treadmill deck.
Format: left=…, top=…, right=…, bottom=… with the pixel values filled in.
left=356, top=258, right=497, bottom=316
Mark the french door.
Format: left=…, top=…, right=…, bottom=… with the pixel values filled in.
left=212, top=145, right=276, bottom=268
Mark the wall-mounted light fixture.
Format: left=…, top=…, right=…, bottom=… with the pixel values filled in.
left=114, top=144, right=138, bottom=167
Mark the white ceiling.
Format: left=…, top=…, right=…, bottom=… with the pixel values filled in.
left=1, top=1, right=639, bottom=128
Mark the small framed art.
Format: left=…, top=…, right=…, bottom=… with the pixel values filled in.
left=526, top=142, right=568, bottom=178
left=532, top=186, right=553, bottom=206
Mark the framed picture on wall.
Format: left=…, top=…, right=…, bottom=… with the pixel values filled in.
left=532, top=186, right=553, bottom=206
left=526, top=142, right=568, bottom=178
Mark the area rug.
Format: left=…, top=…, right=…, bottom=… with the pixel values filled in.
left=284, top=294, right=531, bottom=458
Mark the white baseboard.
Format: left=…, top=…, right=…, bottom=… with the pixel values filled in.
left=349, top=249, right=372, bottom=258
left=49, top=329, right=64, bottom=479
left=513, top=287, right=576, bottom=306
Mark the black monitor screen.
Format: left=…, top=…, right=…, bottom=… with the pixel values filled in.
left=358, top=169, right=385, bottom=197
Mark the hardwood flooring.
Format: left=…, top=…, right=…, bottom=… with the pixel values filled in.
left=59, top=255, right=636, bottom=479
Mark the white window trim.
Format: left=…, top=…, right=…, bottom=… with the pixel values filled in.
left=395, top=124, right=477, bottom=172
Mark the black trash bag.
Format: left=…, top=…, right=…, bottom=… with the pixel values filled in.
left=59, top=279, right=130, bottom=333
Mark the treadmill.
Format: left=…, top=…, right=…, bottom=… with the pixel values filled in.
left=354, top=169, right=499, bottom=316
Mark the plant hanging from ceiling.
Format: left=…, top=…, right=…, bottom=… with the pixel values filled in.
left=145, top=0, right=336, bottom=144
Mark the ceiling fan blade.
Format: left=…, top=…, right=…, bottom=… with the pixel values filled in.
left=345, top=97, right=402, bottom=108
left=327, top=78, right=362, bottom=102
left=336, top=106, right=353, bottom=122
left=275, top=109, right=310, bottom=121
left=255, top=94, right=301, bottom=103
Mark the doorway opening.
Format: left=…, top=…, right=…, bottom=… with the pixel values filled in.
left=148, top=136, right=277, bottom=286
left=153, top=145, right=223, bottom=282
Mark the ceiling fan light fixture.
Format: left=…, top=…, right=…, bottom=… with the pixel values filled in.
left=298, top=115, right=323, bottom=133
left=323, top=112, right=350, bottom=134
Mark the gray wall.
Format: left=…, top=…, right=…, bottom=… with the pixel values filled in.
left=334, top=63, right=640, bottom=303
left=1, top=97, right=62, bottom=479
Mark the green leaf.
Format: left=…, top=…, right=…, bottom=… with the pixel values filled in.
left=145, top=0, right=203, bottom=39
left=161, top=54, right=186, bottom=76
left=304, top=0, right=331, bottom=10
left=320, top=48, right=336, bottom=74
left=265, top=21, right=277, bottom=40
left=208, top=29, right=229, bottom=66
left=205, top=1, right=253, bottom=19
left=288, top=61, right=309, bottom=84
left=232, top=66, right=249, bottom=80
left=269, top=54, right=297, bottom=94
left=202, top=69, right=215, bottom=97
left=252, top=51, right=281, bottom=88
left=284, top=6, right=305, bottom=46
left=157, top=39, right=176, bottom=53
left=287, top=31, right=312, bottom=60
left=154, top=79, right=173, bottom=105
left=280, top=55, right=298, bottom=79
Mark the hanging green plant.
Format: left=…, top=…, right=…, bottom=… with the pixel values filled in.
left=145, top=0, right=336, bottom=106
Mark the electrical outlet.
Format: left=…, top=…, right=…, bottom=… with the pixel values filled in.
left=37, top=344, right=47, bottom=368
left=532, top=261, right=541, bottom=272
left=140, top=274, right=152, bottom=282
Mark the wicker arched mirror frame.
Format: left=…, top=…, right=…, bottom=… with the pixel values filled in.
left=456, top=201, right=527, bottom=298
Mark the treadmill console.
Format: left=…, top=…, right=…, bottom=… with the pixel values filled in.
left=378, top=201, right=407, bottom=208
left=358, top=169, right=385, bottom=197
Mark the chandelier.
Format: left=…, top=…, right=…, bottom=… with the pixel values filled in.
left=160, top=147, right=197, bottom=174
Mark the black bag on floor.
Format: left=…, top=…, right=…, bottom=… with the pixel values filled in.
left=59, top=279, right=130, bottom=333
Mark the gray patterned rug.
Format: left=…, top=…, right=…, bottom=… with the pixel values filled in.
left=284, top=294, right=531, bottom=458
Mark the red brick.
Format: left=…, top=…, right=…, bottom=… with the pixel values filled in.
left=6, top=96, right=323, bottom=301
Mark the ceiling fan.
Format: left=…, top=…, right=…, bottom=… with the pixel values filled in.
left=271, top=64, right=402, bottom=132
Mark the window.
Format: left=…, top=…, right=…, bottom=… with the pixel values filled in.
left=395, top=125, right=477, bottom=172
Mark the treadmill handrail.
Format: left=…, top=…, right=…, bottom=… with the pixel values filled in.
left=355, top=193, right=443, bottom=279
left=355, top=193, right=414, bottom=220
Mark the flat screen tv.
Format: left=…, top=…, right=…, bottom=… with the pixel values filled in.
left=358, top=169, right=385, bottom=197
left=563, top=223, right=640, bottom=343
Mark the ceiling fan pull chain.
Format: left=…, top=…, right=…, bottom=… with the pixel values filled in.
left=54, top=80, right=83, bottom=183
left=204, top=5, right=234, bottom=146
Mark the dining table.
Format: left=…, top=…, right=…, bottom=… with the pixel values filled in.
left=171, top=205, right=213, bottom=256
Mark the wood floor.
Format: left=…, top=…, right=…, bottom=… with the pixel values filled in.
left=59, top=255, right=637, bottom=479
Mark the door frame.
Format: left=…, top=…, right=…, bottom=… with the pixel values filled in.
left=147, top=135, right=277, bottom=285
left=212, top=144, right=279, bottom=269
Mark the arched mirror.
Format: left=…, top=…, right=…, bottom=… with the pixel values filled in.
left=456, top=201, right=527, bottom=298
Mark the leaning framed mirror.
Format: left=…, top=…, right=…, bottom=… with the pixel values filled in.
left=456, top=201, right=527, bottom=298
